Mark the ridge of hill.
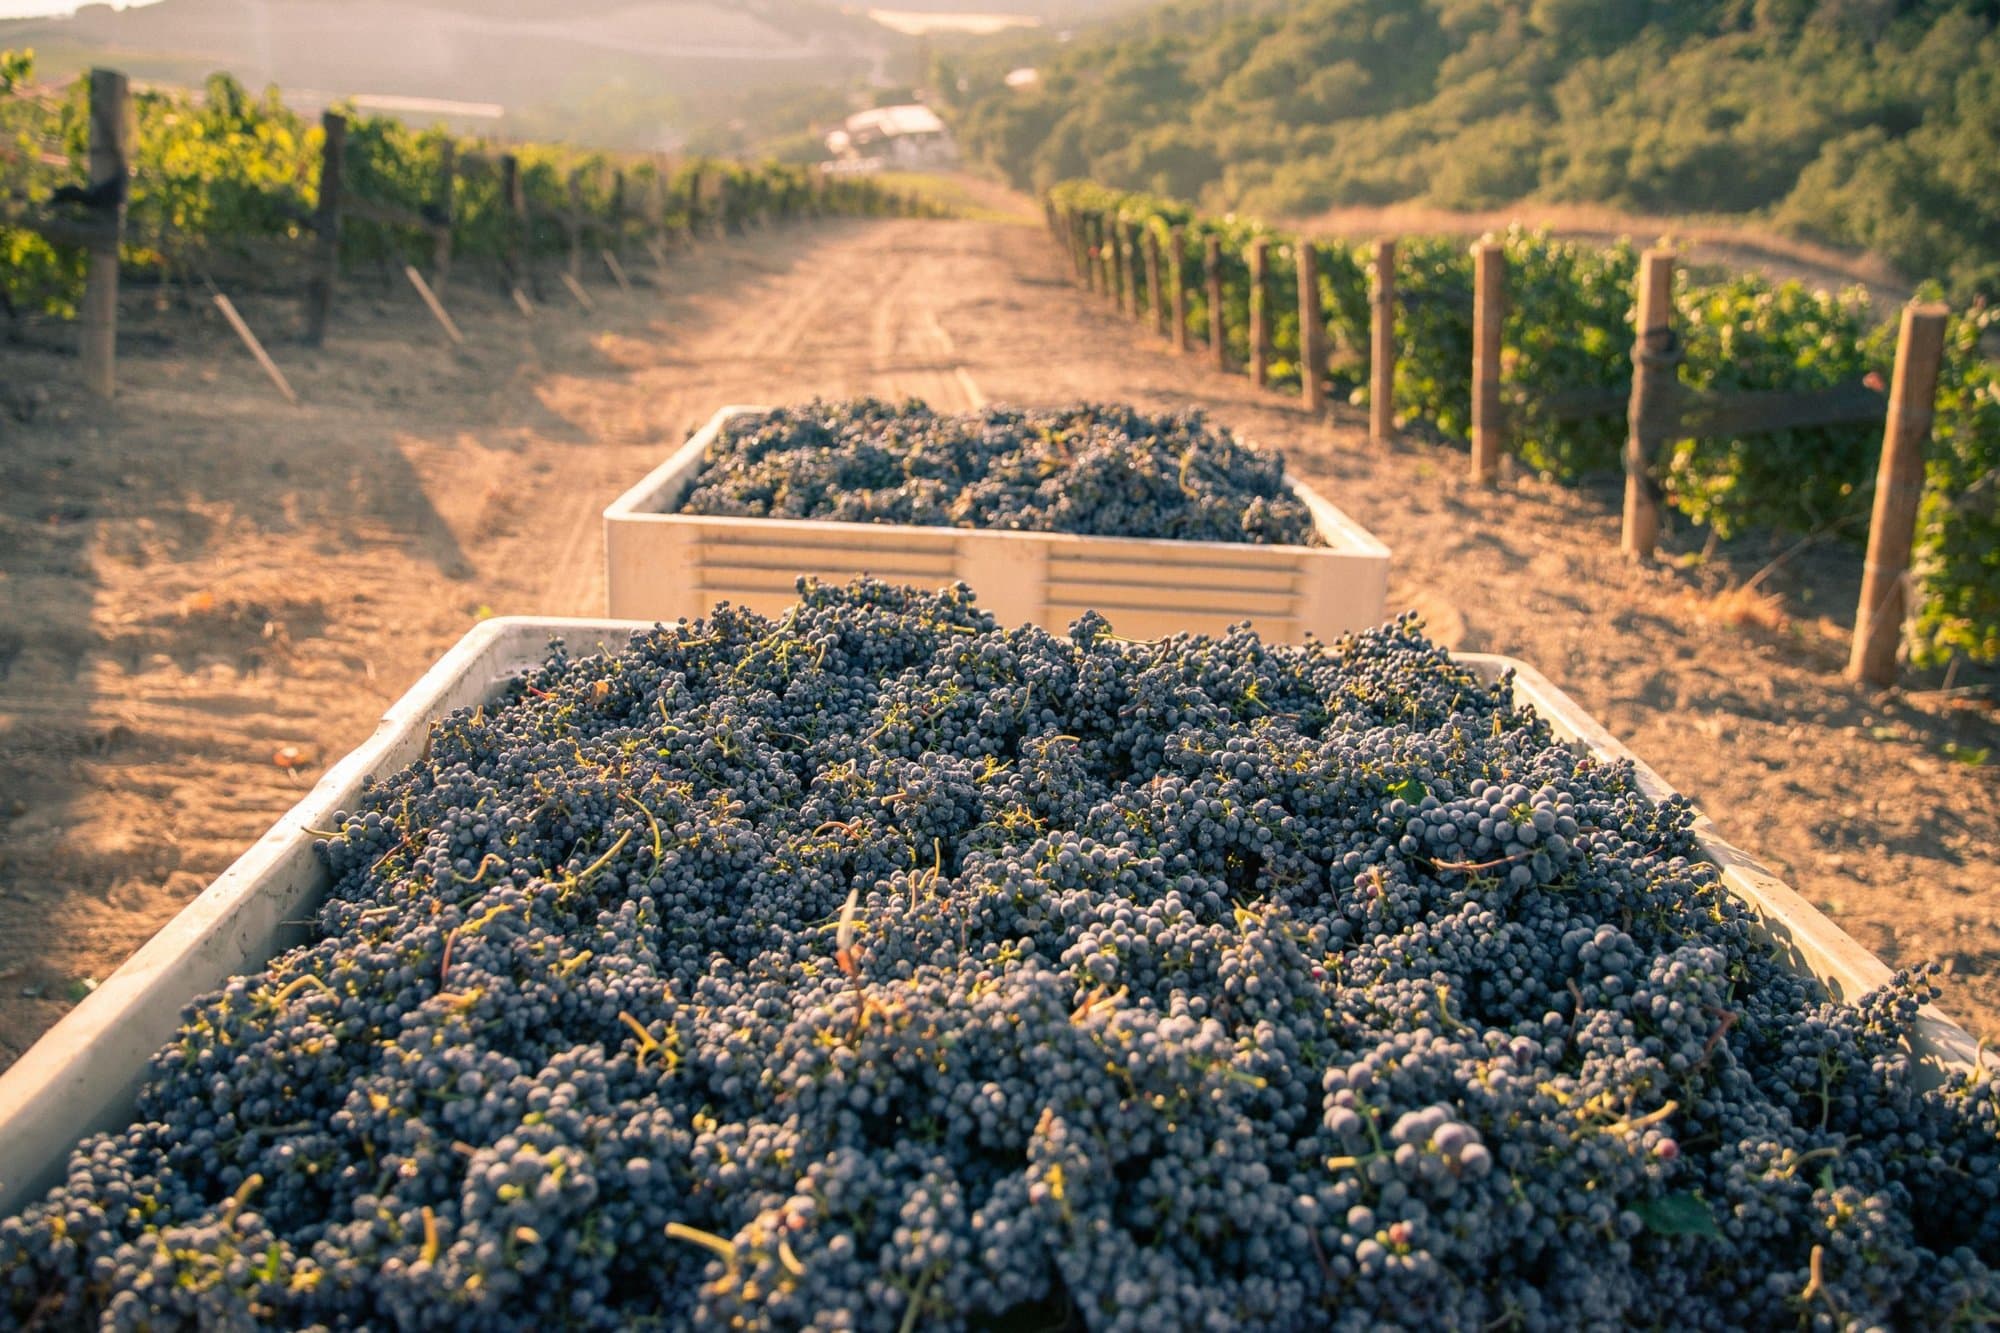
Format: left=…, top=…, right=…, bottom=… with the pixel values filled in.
left=939, top=0, right=2000, bottom=297
left=0, top=0, right=1165, bottom=153
left=0, top=0, right=887, bottom=147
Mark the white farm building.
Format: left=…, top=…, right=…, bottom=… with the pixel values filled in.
left=825, top=104, right=959, bottom=169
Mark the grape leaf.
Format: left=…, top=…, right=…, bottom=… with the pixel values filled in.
left=1387, top=777, right=1427, bottom=804
left=1634, top=1193, right=1720, bottom=1239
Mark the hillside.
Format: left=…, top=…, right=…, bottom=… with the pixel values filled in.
left=940, top=0, right=2000, bottom=296
left=0, top=0, right=890, bottom=147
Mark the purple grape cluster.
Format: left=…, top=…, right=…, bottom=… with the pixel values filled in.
left=2, top=580, right=1994, bottom=1331
left=677, top=400, right=1320, bottom=546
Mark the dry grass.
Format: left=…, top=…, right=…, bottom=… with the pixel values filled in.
left=1691, top=582, right=1793, bottom=636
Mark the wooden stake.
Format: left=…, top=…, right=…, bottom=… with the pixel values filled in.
left=81, top=68, right=129, bottom=398
left=1144, top=228, right=1164, bottom=335
left=1248, top=237, right=1270, bottom=388
left=559, top=271, right=596, bottom=312
left=432, top=138, right=455, bottom=295
left=511, top=287, right=535, bottom=319
left=1169, top=226, right=1188, bottom=353
left=1122, top=221, right=1140, bottom=320
left=683, top=165, right=703, bottom=242
left=1205, top=235, right=1226, bottom=372
left=566, top=174, right=586, bottom=280
left=1848, top=302, right=1950, bottom=686
left=645, top=236, right=670, bottom=275
left=602, top=248, right=634, bottom=296
left=213, top=292, right=299, bottom=405
left=1471, top=241, right=1505, bottom=486
left=1112, top=218, right=1128, bottom=312
left=1298, top=239, right=1326, bottom=414
left=650, top=161, right=671, bottom=254
left=502, top=154, right=533, bottom=300
left=1622, top=249, right=1678, bottom=559
left=1370, top=239, right=1396, bottom=442
left=403, top=264, right=464, bottom=345
left=303, top=112, right=347, bottom=349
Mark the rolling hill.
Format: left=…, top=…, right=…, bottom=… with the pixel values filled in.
left=0, top=0, right=892, bottom=147
left=939, top=0, right=2000, bottom=296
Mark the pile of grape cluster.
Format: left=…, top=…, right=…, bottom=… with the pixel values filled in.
left=4, top=581, right=1996, bottom=1332
left=676, top=400, right=1320, bottom=545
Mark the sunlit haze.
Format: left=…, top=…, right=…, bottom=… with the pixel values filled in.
left=0, top=0, right=164, bottom=17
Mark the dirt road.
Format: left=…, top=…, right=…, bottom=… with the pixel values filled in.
left=1, top=212, right=1994, bottom=1067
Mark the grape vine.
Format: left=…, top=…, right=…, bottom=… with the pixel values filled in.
left=1049, top=180, right=2000, bottom=670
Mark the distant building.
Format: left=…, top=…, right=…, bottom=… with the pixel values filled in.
left=824, top=105, right=957, bottom=170
left=1004, top=67, right=1041, bottom=90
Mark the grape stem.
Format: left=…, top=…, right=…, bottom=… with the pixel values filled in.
left=1423, top=849, right=1535, bottom=874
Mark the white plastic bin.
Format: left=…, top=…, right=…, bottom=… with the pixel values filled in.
left=0, top=624, right=1979, bottom=1216
left=602, top=406, right=1392, bottom=643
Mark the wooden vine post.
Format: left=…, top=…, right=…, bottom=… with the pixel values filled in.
left=501, top=154, right=535, bottom=302
left=650, top=165, right=672, bottom=269
left=1848, top=302, right=1950, bottom=686
left=304, top=110, right=345, bottom=349
left=1622, top=249, right=1679, bottom=559
left=1093, top=213, right=1110, bottom=296
left=566, top=173, right=587, bottom=281
left=1247, top=237, right=1270, bottom=388
left=80, top=68, right=130, bottom=397
left=1104, top=223, right=1120, bottom=314
left=1370, top=239, right=1396, bottom=442
left=1205, top=235, right=1226, bottom=371
left=1168, top=226, right=1188, bottom=353
left=1108, top=216, right=1126, bottom=310
left=1104, top=219, right=1120, bottom=310
left=431, top=140, right=456, bottom=294
left=684, top=165, right=703, bottom=242
left=1069, top=209, right=1088, bottom=285
left=1297, top=239, right=1326, bottom=414
left=1471, top=241, right=1505, bottom=486
left=1122, top=220, right=1140, bottom=320
left=1144, top=228, right=1164, bottom=335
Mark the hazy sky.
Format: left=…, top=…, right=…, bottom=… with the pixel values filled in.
left=0, top=0, right=163, bottom=18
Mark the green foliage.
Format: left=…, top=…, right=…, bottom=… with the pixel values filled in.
left=126, top=75, right=317, bottom=265
left=950, top=0, right=2000, bottom=301
left=1049, top=180, right=2000, bottom=668
left=1667, top=279, right=1885, bottom=537
left=0, top=67, right=911, bottom=316
left=1913, top=307, right=2000, bottom=665
left=0, top=48, right=82, bottom=315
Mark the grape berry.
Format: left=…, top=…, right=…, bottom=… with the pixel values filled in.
left=677, top=400, right=1321, bottom=547
left=1, top=580, right=1994, bottom=1331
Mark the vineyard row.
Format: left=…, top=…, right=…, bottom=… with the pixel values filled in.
left=0, top=63, right=936, bottom=396
left=1043, top=180, right=2000, bottom=680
